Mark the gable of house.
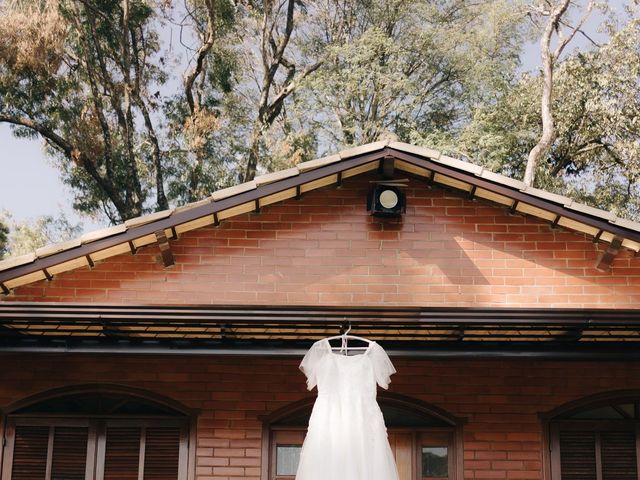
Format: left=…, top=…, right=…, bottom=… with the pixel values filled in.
left=0, top=141, right=638, bottom=309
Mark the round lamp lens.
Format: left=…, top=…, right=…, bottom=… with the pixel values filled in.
left=379, top=189, right=399, bottom=209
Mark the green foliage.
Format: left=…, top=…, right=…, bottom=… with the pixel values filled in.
left=0, top=218, right=9, bottom=260
left=1, top=0, right=639, bottom=228
left=302, top=0, right=527, bottom=149
left=0, top=211, right=82, bottom=259
left=448, top=18, right=640, bottom=219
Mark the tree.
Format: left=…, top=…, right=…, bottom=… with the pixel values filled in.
left=0, top=217, right=8, bottom=260
left=523, top=0, right=594, bottom=186
left=452, top=17, right=640, bottom=219
left=0, top=0, right=168, bottom=223
left=163, top=0, right=240, bottom=203
left=0, top=212, right=82, bottom=259
left=298, top=0, right=528, bottom=151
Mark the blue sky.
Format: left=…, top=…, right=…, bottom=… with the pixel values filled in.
left=0, top=2, right=623, bottom=234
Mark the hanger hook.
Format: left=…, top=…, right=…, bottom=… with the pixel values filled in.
left=339, top=319, right=351, bottom=336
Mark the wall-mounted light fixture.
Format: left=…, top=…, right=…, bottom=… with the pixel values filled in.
left=367, top=182, right=407, bottom=217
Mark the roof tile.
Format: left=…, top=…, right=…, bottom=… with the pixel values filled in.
left=254, top=167, right=299, bottom=186
left=81, top=224, right=128, bottom=244
left=479, top=170, right=525, bottom=190
left=520, top=186, right=573, bottom=206
left=36, top=238, right=82, bottom=258
left=174, top=198, right=214, bottom=214
left=297, top=154, right=341, bottom=173
left=125, top=209, right=174, bottom=228
left=568, top=202, right=617, bottom=222
left=0, top=253, right=36, bottom=273
left=611, top=217, right=640, bottom=233
left=436, top=154, right=484, bottom=176
left=210, top=180, right=257, bottom=201
left=338, top=140, right=389, bottom=160
left=388, top=142, right=441, bottom=159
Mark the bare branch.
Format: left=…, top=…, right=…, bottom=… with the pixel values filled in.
left=183, top=0, right=217, bottom=114
left=553, top=1, right=594, bottom=60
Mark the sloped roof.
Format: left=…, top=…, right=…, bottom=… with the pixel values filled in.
left=1, top=140, right=639, bottom=293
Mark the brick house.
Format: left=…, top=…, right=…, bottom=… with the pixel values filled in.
left=1, top=141, right=640, bottom=480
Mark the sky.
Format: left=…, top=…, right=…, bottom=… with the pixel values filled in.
left=0, top=1, right=627, bottom=236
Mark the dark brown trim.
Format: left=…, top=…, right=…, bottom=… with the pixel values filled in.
left=2, top=147, right=639, bottom=288
left=382, top=157, right=395, bottom=178
left=2, top=384, right=198, bottom=417
left=540, top=390, right=640, bottom=421
left=259, top=391, right=464, bottom=427
left=154, top=230, right=175, bottom=268
left=389, top=148, right=640, bottom=243
left=2, top=303, right=639, bottom=326
left=260, top=392, right=465, bottom=480
left=128, top=241, right=138, bottom=255
left=596, top=235, right=623, bottom=271
left=593, top=230, right=604, bottom=243
left=426, top=169, right=436, bottom=186
left=467, top=185, right=477, bottom=200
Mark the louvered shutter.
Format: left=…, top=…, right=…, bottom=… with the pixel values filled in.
left=143, top=427, right=181, bottom=480
left=601, top=431, right=637, bottom=480
left=103, top=426, right=141, bottom=480
left=51, top=427, right=89, bottom=480
left=558, top=431, right=597, bottom=480
left=10, top=425, right=49, bottom=480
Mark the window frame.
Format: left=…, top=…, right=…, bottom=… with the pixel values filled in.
left=0, top=386, right=196, bottom=480
left=261, top=393, right=464, bottom=480
left=542, top=390, right=640, bottom=480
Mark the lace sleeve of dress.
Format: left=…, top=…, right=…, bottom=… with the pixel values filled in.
left=371, top=342, right=397, bottom=389
left=299, top=340, right=326, bottom=391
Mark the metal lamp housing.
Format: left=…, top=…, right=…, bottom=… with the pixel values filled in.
left=367, top=184, right=406, bottom=217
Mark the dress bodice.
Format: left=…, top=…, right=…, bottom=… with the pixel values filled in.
left=299, top=338, right=396, bottom=395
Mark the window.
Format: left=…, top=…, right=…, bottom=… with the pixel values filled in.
left=265, top=395, right=462, bottom=480
left=547, top=393, right=640, bottom=480
left=1, top=390, right=191, bottom=480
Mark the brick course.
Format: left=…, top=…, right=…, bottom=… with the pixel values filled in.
left=1, top=354, right=639, bottom=480
left=4, top=175, right=639, bottom=307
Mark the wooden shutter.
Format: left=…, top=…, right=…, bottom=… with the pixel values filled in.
left=10, top=425, right=49, bottom=480
left=601, top=431, right=637, bottom=480
left=102, top=426, right=141, bottom=480
left=558, top=431, right=597, bottom=480
left=51, top=427, right=89, bottom=480
left=143, top=427, right=181, bottom=480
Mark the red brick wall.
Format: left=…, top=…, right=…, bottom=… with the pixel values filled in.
left=1, top=354, right=639, bottom=480
left=5, top=175, right=640, bottom=307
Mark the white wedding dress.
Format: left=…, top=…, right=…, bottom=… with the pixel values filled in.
left=296, top=338, right=400, bottom=480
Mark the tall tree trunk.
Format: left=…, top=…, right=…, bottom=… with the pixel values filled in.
left=524, top=0, right=593, bottom=187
